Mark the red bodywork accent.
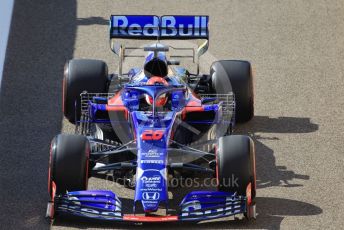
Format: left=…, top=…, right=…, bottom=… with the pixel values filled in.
left=107, top=91, right=129, bottom=119
left=181, top=95, right=204, bottom=120
left=123, top=215, right=178, bottom=222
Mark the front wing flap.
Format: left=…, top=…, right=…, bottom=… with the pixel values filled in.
left=55, top=190, right=122, bottom=220
left=179, top=191, right=246, bottom=221
left=53, top=190, right=246, bottom=222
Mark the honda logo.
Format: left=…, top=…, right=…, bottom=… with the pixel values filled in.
left=142, top=192, right=160, bottom=201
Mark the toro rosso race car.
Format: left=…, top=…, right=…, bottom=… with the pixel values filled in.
left=47, top=15, right=256, bottom=223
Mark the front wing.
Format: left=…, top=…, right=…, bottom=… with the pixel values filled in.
left=51, top=190, right=247, bottom=222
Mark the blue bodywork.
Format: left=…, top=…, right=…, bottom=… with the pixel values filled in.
left=54, top=78, right=244, bottom=222
left=132, top=110, right=175, bottom=212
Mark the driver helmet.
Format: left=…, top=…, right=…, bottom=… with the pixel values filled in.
left=145, top=76, right=168, bottom=107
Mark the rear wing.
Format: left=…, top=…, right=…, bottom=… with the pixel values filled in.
left=109, top=15, right=209, bottom=40
left=109, top=15, right=209, bottom=76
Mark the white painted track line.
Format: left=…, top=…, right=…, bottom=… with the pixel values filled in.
left=0, top=0, right=14, bottom=89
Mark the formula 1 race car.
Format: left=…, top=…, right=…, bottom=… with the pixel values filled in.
left=47, top=15, right=256, bottom=223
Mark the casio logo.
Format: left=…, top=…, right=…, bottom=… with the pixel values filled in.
left=140, top=176, right=161, bottom=182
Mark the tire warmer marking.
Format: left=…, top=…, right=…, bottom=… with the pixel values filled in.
left=246, top=182, right=252, bottom=206
left=50, top=181, right=56, bottom=218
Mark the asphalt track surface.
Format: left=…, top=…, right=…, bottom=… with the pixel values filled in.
left=0, top=0, right=343, bottom=229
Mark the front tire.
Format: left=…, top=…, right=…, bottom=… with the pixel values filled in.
left=48, top=134, right=89, bottom=196
left=210, top=60, right=254, bottom=123
left=216, top=135, right=256, bottom=219
left=63, top=59, right=109, bottom=123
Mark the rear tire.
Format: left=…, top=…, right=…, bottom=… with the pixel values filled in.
left=48, top=134, right=89, bottom=195
left=210, top=60, right=254, bottom=123
left=216, top=135, right=256, bottom=219
left=63, top=59, right=109, bottom=123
